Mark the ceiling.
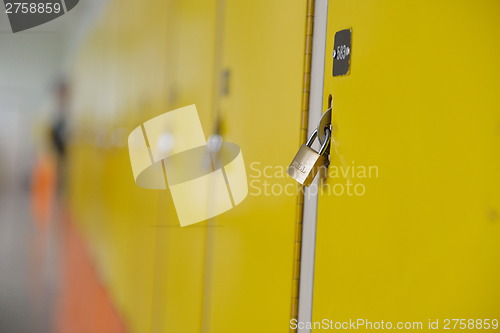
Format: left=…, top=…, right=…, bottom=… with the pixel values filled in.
left=0, top=0, right=108, bottom=113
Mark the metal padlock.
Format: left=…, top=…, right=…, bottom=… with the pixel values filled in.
left=287, top=127, right=331, bottom=187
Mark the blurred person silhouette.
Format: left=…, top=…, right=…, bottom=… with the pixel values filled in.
left=50, top=79, right=69, bottom=192
left=31, top=79, right=70, bottom=229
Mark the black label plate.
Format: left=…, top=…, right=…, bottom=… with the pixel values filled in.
left=332, top=28, right=352, bottom=76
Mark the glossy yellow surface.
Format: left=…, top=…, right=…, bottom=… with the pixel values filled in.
left=313, top=0, right=500, bottom=330
left=155, top=1, right=219, bottom=331
left=69, top=1, right=170, bottom=332
left=69, top=0, right=214, bottom=331
left=68, top=0, right=308, bottom=332
left=204, top=1, right=307, bottom=332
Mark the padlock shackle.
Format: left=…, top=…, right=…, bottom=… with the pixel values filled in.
left=318, top=127, right=331, bottom=155
left=305, top=126, right=331, bottom=156
left=306, top=128, right=319, bottom=146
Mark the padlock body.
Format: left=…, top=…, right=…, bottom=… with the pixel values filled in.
left=287, top=144, right=325, bottom=186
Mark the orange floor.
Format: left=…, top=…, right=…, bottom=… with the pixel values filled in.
left=54, top=209, right=127, bottom=333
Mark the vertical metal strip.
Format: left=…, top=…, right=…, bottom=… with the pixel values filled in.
left=202, top=1, right=226, bottom=333
left=298, top=1, right=329, bottom=332
left=290, top=0, right=315, bottom=331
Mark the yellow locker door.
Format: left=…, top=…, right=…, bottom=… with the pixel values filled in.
left=312, top=0, right=500, bottom=331
left=203, top=1, right=308, bottom=332
left=155, top=0, right=218, bottom=332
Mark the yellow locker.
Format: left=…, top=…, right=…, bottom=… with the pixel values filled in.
left=69, top=0, right=171, bottom=331
left=154, top=0, right=219, bottom=332
left=313, top=0, right=500, bottom=331
left=202, top=1, right=308, bottom=332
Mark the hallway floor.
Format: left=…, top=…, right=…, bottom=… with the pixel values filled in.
left=0, top=190, right=53, bottom=333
